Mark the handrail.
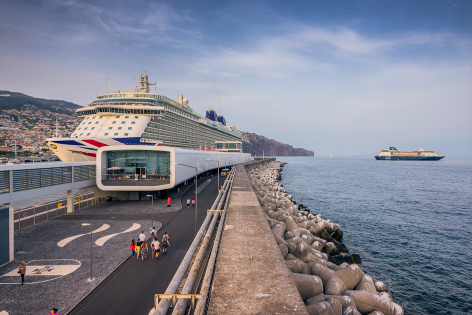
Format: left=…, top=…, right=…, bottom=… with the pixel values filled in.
left=152, top=170, right=234, bottom=315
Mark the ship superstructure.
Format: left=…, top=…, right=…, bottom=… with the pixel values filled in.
left=46, top=74, right=241, bottom=162
left=375, top=147, right=445, bottom=161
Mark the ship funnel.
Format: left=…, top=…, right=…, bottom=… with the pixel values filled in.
left=178, top=95, right=183, bottom=104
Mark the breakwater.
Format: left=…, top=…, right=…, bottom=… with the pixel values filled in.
left=248, top=160, right=404, bottom=315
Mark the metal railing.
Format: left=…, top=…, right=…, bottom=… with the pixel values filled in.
left=14, top=191, right=96, bottom=230
left=152, top=166, right=236, bottom=315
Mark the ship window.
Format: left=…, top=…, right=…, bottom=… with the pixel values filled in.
left=114, top=133, right=118, bottom=136
left=118, top=127, right=122, bottom=130
left=95, top=122, right=98, bottom=124
left=87, top=133, right=91, bottom=136
left=131, top=121, right=136, bottom=124
left=91, top=127, right=95, bottom=130
left=125, top=116, right=129, bottom=118
left=88, top=122, right=92, bottom=124
left=79, top=133, right=83, bottom=136
left=99, top=116, right=103, bottom=119
left=108, top=127, right=113, bottom=130
left=135, top=116, right=138, bottom=119
left=121, top=121, right=126, bottom=124
left=92, top=116, right=96, bottom=119
left=84, top=127, right=88, bottom=130
left=128, top=127, right=132, bottom=130
left=124, top=133, right=129, bottom=136
left=112, top=121, right=116, bottom=124
left=77, top=128, right=81, bottom=130
left=104, top=133, right=109, bottom=136
left=116, top=116, right=120, bottom=118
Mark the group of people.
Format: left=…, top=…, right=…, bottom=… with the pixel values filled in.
left=186, top=198, right=195, bottom=208
left=129, top=228, right=170, bottom=260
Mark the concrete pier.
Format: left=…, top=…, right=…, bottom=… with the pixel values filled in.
left=207, top=162, right=308, bottom=314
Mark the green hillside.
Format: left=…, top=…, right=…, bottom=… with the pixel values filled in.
left=0, top=91, right=81, bottom=114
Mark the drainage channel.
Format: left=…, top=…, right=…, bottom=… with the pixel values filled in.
left=151, top=166, right=236, bottom=315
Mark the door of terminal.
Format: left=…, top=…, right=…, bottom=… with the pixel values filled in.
left=135, top=167, right=147, bottom=179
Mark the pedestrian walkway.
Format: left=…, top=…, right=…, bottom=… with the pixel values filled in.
left=0, top=218, right=156, bottom=315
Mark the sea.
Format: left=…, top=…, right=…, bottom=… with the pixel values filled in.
left=277, top=156, right=472, bottom=315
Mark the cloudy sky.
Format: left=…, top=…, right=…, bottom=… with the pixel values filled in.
left=1, top=0, right=471, bottom=156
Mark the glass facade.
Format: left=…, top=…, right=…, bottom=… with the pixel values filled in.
left=103, top=150, right=171, bottom=186
left=216, top=142, right=241, bottom=150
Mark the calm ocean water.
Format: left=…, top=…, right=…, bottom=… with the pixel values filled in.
left=277, top=156, right=472, bottom=315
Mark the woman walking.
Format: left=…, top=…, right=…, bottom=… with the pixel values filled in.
left=192, top=199, right=195, bottom=207
left=136, top=239, right=142, bottom=259
left=141, top=242, right=148, bottom=260
left=19, top=261, right=26, bottom=285
left=130, top=239, right=136, bottom=257
left=162, top=232, right=170, bottom=254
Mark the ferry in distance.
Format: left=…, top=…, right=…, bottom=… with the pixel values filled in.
left=375, top=147, right=445, bottom=161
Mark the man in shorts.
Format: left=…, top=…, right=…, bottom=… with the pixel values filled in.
left=154, top=239, right=161, bottom=259
left=187, top=199, right=190, bottom=208
left=150, top=227, right=157, bottom=239
left=139, top=231, right=146, bottom=242
left=162, top=232, right=170, bottom=254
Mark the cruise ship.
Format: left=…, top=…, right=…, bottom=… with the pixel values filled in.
left=375, top=147, right=445, bottom=161
left=46, top=73, right=250, bottom=194
left=47, top=73, right=242, bottom=162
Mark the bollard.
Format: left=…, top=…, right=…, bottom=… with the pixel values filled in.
left=167, top=198, right=171, bottom=207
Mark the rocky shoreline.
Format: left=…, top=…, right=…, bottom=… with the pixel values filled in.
left=247, top=160, right=405, bottom=315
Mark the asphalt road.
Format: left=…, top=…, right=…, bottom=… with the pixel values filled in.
left=66, top=177, right=220, bottom=315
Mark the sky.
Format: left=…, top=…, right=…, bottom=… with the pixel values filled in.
left=0, top=0, right=471, bottom=156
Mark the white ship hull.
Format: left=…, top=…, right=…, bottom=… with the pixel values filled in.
left=47, top=137, right=162, bottom=162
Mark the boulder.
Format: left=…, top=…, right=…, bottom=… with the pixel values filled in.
left=291, top=273, right=324, bottom=300
left=344, top=290, right=404, bottom=315
left=306, top=301, right=335, bottom=315
left=355, top=275, right=377, bottom=294
left=307, top=294, right=326, bottom=305
left=278, top=244, right=288, bottom=258
left=374, top=281, right=388, bottom=292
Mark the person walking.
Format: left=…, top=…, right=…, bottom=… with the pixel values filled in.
left=18, top=261, right=26, bottom=285
left=192, top=199, right=195, bottom=207
left=150, top=227, right=157, bottom=239
left=162, top=232, right=170, bottom=254
left=50, top=308, right=59, bottom=314
left=187, top=198, right=190, bottom=208
left=136, top=240, right=142, bottom=259
left=154, top=238, right=161, bottom=259
left=141, top=242, right=148, bottom=260
left=138, top=231, right=146, bottom=243
left=130, top=239, right=136, bottom=257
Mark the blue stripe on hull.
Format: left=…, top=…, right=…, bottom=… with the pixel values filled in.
left=375, top=156, right=445, bottom=161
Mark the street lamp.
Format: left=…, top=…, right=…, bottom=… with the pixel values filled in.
left=147, top=194, right=154, bottom=229
left=207, top=159, right=219, bottom=194
left=173, top=162, right=198, bottom=236
left=82, top=223, right=94, bottom=281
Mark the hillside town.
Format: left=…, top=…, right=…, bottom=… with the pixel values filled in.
left=0, top=105, right=81, bottom=154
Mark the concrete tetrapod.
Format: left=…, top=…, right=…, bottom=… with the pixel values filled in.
left=343, top=290, right=404, bottom=315
left=325, top=298, right=343, bottom=315
left=306, top=301, right=336, bottom=315
left=311, top=263, right=364, bottom=295
left=290, top=272, right=324, bottom=300
left=355, top=275, right=377, bottom=294
left=343, top=306, right=362, bottom=315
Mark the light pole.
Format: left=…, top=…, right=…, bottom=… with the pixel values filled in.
left=82, top=223, right=94, bottom=281
left=173, top=162, right=198, bottom=236
left=147, top=194, right=154, bottom=229
left=207, top=159, right=219, bottom=193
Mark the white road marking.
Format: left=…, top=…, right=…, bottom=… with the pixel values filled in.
left=0, top=259, right=81, bottom=285
left=57, top=224, right=110, bottom=247
left=2, top=265, right=80, bottom=277
left=95, top=223, right=141, bottom=246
